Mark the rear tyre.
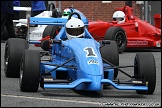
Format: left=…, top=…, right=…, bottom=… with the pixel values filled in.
left=104, top=26, right=127, bottom=54
left=20, top=50, right=40, bottom=92
left=99, top=40, right=119, bottom=79
left=4, top=38, right=28, bottom=77
left=134, top=52, right=156, bottom=94
left=47, top=3, right=55, bottom=11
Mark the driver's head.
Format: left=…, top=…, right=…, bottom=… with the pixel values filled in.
left=66, top=17, right=85, bottom=40
left=113, top=11, right=126, bottom=24
left=62, top=8, right=72, bottom=17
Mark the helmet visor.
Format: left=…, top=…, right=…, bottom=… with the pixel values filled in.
left=113, top=18, right=124, bottom=21
left=66, top=27, right=84, bottom=36
left=63, top=12, right=71, bottom=16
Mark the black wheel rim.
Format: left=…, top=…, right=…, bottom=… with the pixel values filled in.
left=115, top=31, right=125, bottom=47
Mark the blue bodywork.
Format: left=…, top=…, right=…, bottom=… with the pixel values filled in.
left=28, top=9, right=148, bottom=91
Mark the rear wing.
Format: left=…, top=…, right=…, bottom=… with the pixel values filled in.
left=13, top=6, right=31, bottom=20
left=13, top=7, right=31, bottom=11
left=29, top=7, right=89, bottom=26
left=29, top=17, right=89, bottom=26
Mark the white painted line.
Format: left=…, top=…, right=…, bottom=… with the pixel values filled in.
left=2, top=94, right=160, bottom=107
left=1, top=94, right=100, bottom=105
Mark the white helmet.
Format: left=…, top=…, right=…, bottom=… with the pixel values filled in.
left=66, top=17, right=85, bottom=40
left=113, top=11, right=126, bottom=24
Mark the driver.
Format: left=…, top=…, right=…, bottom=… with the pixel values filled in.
left=62, top=8, right=72, bottom=18
left=112, top=11, right=126, bottom=24
left=65, top=17, right=85, bottom=40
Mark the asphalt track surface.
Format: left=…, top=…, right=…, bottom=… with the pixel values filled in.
left=1, top=42, right=161, bottom=107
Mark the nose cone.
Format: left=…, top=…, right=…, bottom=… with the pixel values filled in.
left=88, top=76, right=103, bottom=91
left=75, top=75, right=103, bottom=91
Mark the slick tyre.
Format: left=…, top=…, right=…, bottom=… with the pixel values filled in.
left=104, top=26, right=127, bottom=54
left=134, top=52, right=156, bottom=94
left=47, top=3, right=55, bottom=11
left=4, top=38, right=28, bottom=78
left=20, top=50, right=40, bottom=92
left=43, top=25, right=60, bottom=39
left=99, top=40, right=119, bottom=79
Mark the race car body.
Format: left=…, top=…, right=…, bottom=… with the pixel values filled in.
left=11, top=3, right=61, bottom=40
left=4, top=12, right=156, bottom=95
left=14, top=10, right=53, bottom=40
left=88, top=6, right=161, bottom=53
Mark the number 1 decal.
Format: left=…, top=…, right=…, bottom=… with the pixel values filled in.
left=84, top=47, right=97, bottom=57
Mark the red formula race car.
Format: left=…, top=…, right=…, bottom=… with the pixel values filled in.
left=88, top=6, right=161, bottom=53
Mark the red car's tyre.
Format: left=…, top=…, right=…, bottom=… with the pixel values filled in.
left=43, top=25, right=61, bottom=39
left=104, top=26, right=127, bottom=54
left=134, top=52, right=156, bottom=94
left=4, top=38, right=28, bottom=78
left=20, top=50, right=40, bottom=92
left=99, top=40, right=119, bottom=79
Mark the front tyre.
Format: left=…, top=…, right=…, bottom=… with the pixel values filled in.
left=99, top=40, right=119, bottom=79
left=20, top=50, right=40, bottom=92
left=134, top=52, right=156, bottom=94
left=4, top=38, right=28, bottom=77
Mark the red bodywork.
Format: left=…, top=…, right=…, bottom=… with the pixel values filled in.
left=88, top=6, right=161, bottom=48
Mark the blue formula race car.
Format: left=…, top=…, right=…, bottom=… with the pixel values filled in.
left=4, top=12, right=156, bottom=94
